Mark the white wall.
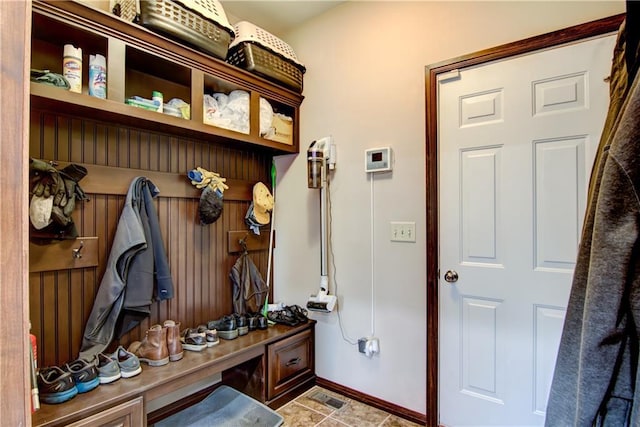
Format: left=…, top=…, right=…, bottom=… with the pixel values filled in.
left=273, top=1, right=624, bottom=415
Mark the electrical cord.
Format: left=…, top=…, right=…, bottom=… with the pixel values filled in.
left=327, top=177, right=358, bottom=346
left=369, top=175, right=376, bottom=338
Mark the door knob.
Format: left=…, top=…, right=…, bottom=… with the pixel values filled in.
left=444, top=270, right=458, bottom=283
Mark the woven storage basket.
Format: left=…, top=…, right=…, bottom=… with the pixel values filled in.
left=227, top=21, right=305, bottom=93
left=111, top=0, right=235, bottom=60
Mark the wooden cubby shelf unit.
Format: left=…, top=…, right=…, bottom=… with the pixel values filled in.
left=31, top=0, right=303, bottom=154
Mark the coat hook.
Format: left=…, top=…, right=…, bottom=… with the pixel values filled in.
left=238, top=234, right=249, bottom=252
left=72, top=241, right=84, bottom=259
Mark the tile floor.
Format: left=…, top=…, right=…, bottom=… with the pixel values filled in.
left=276, top=386, right=423, bottom=427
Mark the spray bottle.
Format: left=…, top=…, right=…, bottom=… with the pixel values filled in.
left=88, top=54, right=107, bottom=99
left=63, top=44, right=82, bottom=93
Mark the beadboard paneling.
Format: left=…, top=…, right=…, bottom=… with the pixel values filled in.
left=29, top=109, right=273, bottom=368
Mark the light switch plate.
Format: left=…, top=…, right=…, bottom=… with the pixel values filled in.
left=390, top=221, right=416, bottom=242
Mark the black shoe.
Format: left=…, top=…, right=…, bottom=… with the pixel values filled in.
left=38, top=366, right=78, bottom=404
left=248, top=314, right=258, bottom=331
left=234, top=313, right=248, bottom=336
left=258, top=315, right=268, bottom=330
left=207, top=315, right=238, bottom=340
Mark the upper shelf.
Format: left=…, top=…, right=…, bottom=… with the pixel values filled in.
left=30, top=0, right=303, bottom=154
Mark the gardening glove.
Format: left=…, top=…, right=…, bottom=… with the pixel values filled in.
left=189, top=167, right=229, bottom=193
left=29, top=158, right=57, bottom=175
left=207, top=177, right=229, bottom=194
left=189, top=166, right=213, bottom=188
left=62, top=179, right=77, bottom=217
left=32, top=172, right=65, bottom=200
left=60, top=163, right=90, bottom=203
left=50, top=205, right=71, bottom=226
left=47, top=163, right=89, bottom=226
left=30, top=158, right=64, bottom=200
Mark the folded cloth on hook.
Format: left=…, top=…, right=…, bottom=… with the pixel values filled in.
left=244, top=202, right=265, bottom=235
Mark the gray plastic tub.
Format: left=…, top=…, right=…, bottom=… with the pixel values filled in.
left=155, top=385, right=284, bottom=427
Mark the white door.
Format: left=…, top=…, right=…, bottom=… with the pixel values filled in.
left=438, top=34, right=616, bottom=426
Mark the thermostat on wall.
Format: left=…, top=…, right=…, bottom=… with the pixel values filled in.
left=365, top=147, right=392, bottom=173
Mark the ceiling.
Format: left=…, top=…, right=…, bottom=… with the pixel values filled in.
left=221, top=1, right=345, bottom=36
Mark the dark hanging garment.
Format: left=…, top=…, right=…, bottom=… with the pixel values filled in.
left=545, top=18, right=640, bottom=426
left=80, top=177, right=174, bottom=360
left=626, top=0, right=640, bottom=84
left=230, top=251, right=268, bottom=315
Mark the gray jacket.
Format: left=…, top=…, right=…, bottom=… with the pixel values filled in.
left=545, top=21, right=640, bottom=426
left=79, top=177, right=173, bottom=360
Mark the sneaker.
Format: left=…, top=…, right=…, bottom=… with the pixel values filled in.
left=64, top=358, right=100, bottom=393
left=111, top=346, right=142, bottom=378
left=196, top=325, right=220, bottom=347
left=38, top=366, right=78, bottom=404
left=180, top=328, right=208, bottom=351
left=207, top=315, right=238, bottom=340
left=96, top=353, right=121, bottom=384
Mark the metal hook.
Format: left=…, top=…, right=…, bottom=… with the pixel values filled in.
left=238, top=234, right=248, bottom=252
left=72, top=241, right=84, bottom=259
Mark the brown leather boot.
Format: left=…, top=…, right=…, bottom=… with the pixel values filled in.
left=163, top=320, right=184, bottom=362
left=127, top=324, right=169, bottom=366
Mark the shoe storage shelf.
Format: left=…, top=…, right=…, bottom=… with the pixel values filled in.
left=32, top=322, right=315, bottom=427
left=30, top=0, right=303, bottom=155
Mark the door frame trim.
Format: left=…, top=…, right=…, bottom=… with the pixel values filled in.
left=424, top=14, right=624, bottom=427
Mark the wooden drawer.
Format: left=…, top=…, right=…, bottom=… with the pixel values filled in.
left=65, top=397, right=144, bottom=427
left=267, top=328, right=314, bottom=400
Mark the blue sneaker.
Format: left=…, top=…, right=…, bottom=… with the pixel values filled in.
left=38, top=366, right=78, bottom=404
left=64, top=358, right=100, bottom=393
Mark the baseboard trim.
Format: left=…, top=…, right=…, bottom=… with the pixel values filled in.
left=315, top=377, right=427, bottom=426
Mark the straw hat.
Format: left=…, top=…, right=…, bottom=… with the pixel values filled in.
left=252, top=182, right=274, bottom=225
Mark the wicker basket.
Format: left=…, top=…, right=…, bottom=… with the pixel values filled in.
left=111, top=0, right=235, bottom=60
left=227, top=21, right=305, bottom=93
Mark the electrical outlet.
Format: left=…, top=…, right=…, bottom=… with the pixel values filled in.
left=390, top=221, right=416, bottom=242
left=358, top=338, right=367, bottom=354
left=358, top=337, right=380, bottom=357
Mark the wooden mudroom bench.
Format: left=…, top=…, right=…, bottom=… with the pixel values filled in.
left=32, top=321, right=315, bottom=427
